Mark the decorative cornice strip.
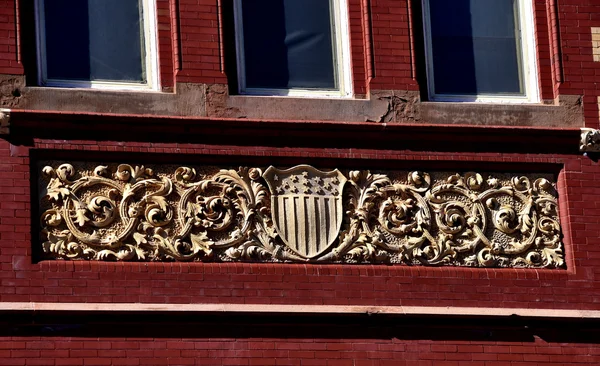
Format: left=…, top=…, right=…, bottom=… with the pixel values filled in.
left=39, top=163, right=564, bottom=268
left=580, top=128, right=600, bottom=152
left=0, top=302, right=598, bottom=319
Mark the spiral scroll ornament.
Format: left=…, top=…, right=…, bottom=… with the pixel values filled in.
left=39, top=163, right=564, bottom=268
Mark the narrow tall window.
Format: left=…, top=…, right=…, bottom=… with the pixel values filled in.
left=35, top=0, right=158, bottom=90
left=422, top=0, right=538, bottom=102
left=233, top=0, right=352, bottom=97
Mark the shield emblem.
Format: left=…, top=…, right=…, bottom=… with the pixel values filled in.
left=263, top=165, right=347, bottom=259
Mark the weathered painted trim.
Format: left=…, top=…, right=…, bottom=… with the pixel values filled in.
left=1, top=302, right=599, bottom=319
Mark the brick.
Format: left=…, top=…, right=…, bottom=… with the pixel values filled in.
left=0, top=0, right=597, bottom=364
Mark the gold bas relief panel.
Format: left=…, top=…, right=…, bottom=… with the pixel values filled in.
left=38, top=162, right=564, bottom=268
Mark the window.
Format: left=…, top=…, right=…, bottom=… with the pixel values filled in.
left=233, top=0, right=352, bottom=97
left=422, top=0, right=539, bottom=103
left=35, top=0, right=158, bottom=90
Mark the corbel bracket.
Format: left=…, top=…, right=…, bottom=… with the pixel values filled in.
left=580, top=128, right=600, bottom=153
left=0, top=109, right=10, bottom=135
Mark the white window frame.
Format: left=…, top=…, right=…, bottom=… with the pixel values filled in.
left=421, top=0, right=539, bottom=104
left=34, top=0, right=160, bottom=91
left=233, top=0, right=353, bottom=98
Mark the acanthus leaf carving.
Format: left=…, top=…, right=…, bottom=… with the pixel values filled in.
left=39, top=163, right=565, bottom=268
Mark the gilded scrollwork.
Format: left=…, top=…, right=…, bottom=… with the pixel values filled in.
left=39, top=163, right=564, bottom=268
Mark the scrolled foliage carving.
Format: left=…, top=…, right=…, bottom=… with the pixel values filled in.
left=39, top=163, right=564, bottom=268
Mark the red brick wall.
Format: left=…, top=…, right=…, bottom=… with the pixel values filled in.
left=534, top=0, right=558, bottom=101
left=0, top=336, right=598, bottom=365
left=1, top=134, right=597, bottom=309
left=156, top=0, right=175, bottom=91
left=0, top=0, right=23, bottom=75
left=544, top=0, right=563, bottom=99
left=368, top=0, right=418, bottom=91
left=557, top=1, right=600, bottom=127
left=0, top=313, right=599, bottom=365
left=1, top=1, right=600, bottom=364
left=349, top=0, right=369, bottom=96
left=176, top=0, right=226, bottom=84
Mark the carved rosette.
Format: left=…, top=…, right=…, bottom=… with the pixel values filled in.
left=39, top=163, right=564, bottom=268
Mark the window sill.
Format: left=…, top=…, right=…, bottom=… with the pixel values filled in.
left=222, top=93, right=383, bottom=121
left=7, top=79, right=583, bottom=128
left=420, top=98, right=583, bottom=128
left=16, top=84, right=207, bottom=117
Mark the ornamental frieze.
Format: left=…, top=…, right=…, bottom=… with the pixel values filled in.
left=38, top=162, right=564, bottom=268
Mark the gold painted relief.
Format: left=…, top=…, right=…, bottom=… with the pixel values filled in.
left=39, top=163, right=564, bottom=268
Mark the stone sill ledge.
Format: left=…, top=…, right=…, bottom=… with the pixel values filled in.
left=420, top=98, right=583, bottom=128
left=0, top=74, right=582, bottom=127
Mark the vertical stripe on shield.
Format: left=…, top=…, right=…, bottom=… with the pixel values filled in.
left=327, top=197, right=339, bottom=246
left=317, top=196, right=327, bottom=248
left=296, top=196, right=306, bottom=255
left=306, top=196, right=317, bottom=256
left=333, top=197, right=340, bottom=245
left=281, top=196, right=296, bottom=251
left=275, top=194, right=341, bottom=257
left=274, top=196, right=285, bottom=240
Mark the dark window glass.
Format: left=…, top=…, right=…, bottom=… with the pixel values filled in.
left=241, top=0, right=337, bottom=90
left=43, top=0, right=146, bottom=83
left=428, top=0, right=523, bottom=95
